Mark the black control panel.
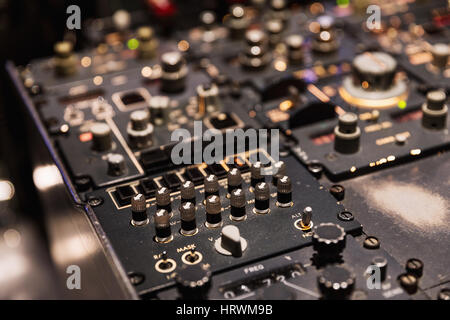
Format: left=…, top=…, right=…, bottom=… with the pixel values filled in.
left=7, top=0, right=450, bottom=300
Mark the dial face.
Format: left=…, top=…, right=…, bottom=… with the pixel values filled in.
left=353, top=52, right=397, bottom=75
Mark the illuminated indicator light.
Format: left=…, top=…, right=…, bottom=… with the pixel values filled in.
left=369, top=162, right=376, bottom=167
left=410, top=149, right=421, bottom=156
left=93, top=76, right=103, bottom=86
left=362, top=81, right=369, bottom=89
left=60, top=124, right=69, bottom=133
left=398, top=100, right=407, bottom=109
left=337, top=0, right=349, bottom=8
left=350, top=166, right=356, bottom=173
left=379, top=158, right=387, bottom=164
left=0, top=180, right=15, bottom=201
left=178, top=40, right=190, bottom=52
left=141, top=66, right=153, bottom=78
left=274, top=60, right=287, bottom=72
left=319, top=31, right=331, bottom=41
left=79, top=132, right=93, bottom=142
left=309, top=21, right=320, bottom=33
left=127, top=38, right=139, bottom=50
left=310, top=3, right=324, bottom=14
left=81, top=56, right=92, bottom=68
left=279, top=100, right=293, bottom=111
left=387, top=155, right=395, bottom=162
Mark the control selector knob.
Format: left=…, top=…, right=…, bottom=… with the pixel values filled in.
left=230, top=188, right=246, bottom=221
left=215, top=225, right=248, bottom=257
left=180, top=202, right=197, bottom=235
left=136, top=26, right=158, bottom=59
left=90, top=122, right=112, bottom=152
left=149, top=96, right=170, bottom=126
left=250, top=161, right=265, bottom=188
left=272, top=160, right=286, bottom=185
left=352, top=52, right=397, bottom=91
left=268, top=0, right=289, bottom=24
left=285, top=34, right=304, bottom=64
left=127, top=109, right=154, bottom=148
left=154, top=209, right=172, bottom=243
left=161, top=51, right=187, bottom=93
left=266, top=19, right=284, bottom=47
left=276, top=175, right=292, bottom=207
left=318, top=265, right=355, bottom=299
left=254, top=182, right=270, bottom=214
left=334, top=112, right=361, bottom=154
left=175, top=264, right=212, bottom=300
left=197, top=83, right=222, bottom=115
left=180, top=180, right=196, bottom=204
left=239, top=29, right=271, bottom=70
left=156, top=187, right=172, bottom=215
left=54, top=41, right=78, bottom=76
left=225, top=5, right=251, bottom=39
left=131, top=193, right=148, bottom=226
left=227, top=168, right=242, bottom=194
left=430, top=43, right=449, bottom=69
left=205, top=195, right=222, bottom=228
left=107, top=153, right=126, bottom=176
left=422, top=90, right=448, bottom=130
left=312, top=15, right=339, bottom=53
left=312, top=223, right=346, bottom=261
left=204, top=174, right=220, bottom=198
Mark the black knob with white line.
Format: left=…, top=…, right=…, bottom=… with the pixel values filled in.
left=107, top=153, right=126, bottom=176
left=175, top=264, right=212, bottom=300
left=312, top=223, right=346, bottom=261
left=131, top=193, right=148, bottom=226
left=276, top=175, right=292, bottom=207
left=161, top=51, right=187, bottom=93
left=181, top=181, right=196, bottom=204
left=230, top=188, right=246, bottom=221
left=205, top=195, right=222, bottom=228
left=254, top=182, right=270, bottom=214
left=204, top=174, right=220, bottom=199
left=250, top=161, right=265, bottom=188
left=352, top=52, right=397, bottom=91
left=127, top=109, right=154, bottom=149
left=154, top=209, right=172, bottom=243
left=91, top=122, right=112, bottom=152
left=318, top=264, right=355, bottom=299
left=227, top=168, right=242, bottom=194
left=180, top=202, right=197, bottom=236
left=215, top=225, right=247, bottom=257
left=156, top=187, right=172, bottom=215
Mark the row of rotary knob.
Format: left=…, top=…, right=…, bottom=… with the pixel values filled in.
left=127, top=162, right=298, bottom=249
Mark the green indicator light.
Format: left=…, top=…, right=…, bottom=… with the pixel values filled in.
left=337, top=0, right=349, bottom=8
left=398, top=100, right=407, bottom=109
left=127, top=38, right=139, bottom=50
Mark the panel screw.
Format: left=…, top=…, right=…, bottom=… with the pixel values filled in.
left=398, top=273, right=418, bottom=294
left=338, top=211, right=354, bottom=221
left=363, top=236, right=380, bottom=249
left=88, top=196, right=103, bottom=207
left=406, top=258, right=424, bottom=278
left=330, top=184, right=345, bottom=201
left=128, top=272, right=145, bottom=286
left=307, top=161, right=323, bottom=179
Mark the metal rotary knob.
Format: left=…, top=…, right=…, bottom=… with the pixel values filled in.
left=312, top=223, right=346, bottom=261
left=205, top=195, right=222, bottom=228
left=215, top=225, right=247, bottom=257
left=161, top=51, right=187, bottom=93
left=156, top=187, right=172, bottom=214
left=239, top=29, right=271, bottom=70
left=54, top=41, right=77, bottom=76
left=272, top=160, right=286, bottom=185
left=312, top=15, right=339, bottom=53
left=197, top=83, right=222, bottom=115
left=422, top=90, right=448, bottom=130
left=180, top=180, right=196, bottom=204
left=175, top=264, right=212, bottom=300
left=227, top=168, right=242, bottom=194
left=107, top=153, right=126, bottom=176
left=225, top=5, right=251, bottom=39
left=131, top=193, right=148, bottom=226
left=254, top=182, right=270, bottom=214
left=352, top=52, right=397, bottom=91
left=318, top=264, right=355, bottom=299
left=230, top=188, right=246, bottom=221
left=180, top=202, right=197, bottom=235
left=430, top=43, right=449, bottom=69
left=154, top=209, right=172, bottom=243
left=136, top=26, right=158, bottom=59
left=334, top=112, right=361, bottom=154
left=90, top=122, right=112, bottom=152
left=250, top=161, right=265, bottom=188
left=285, top=34, right=304, bottom=64
left=127, top=109, right=154, bottom=149
left=276, top=175, right=292, bottom=207
left=204, top=174, right=220, bottom=198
